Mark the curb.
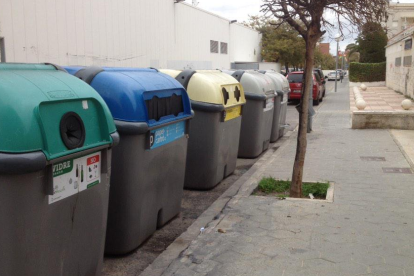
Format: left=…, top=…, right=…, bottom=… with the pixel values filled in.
left=390, top=130, right=414, bottom=171
left=140, top=131, right=296, bottom=276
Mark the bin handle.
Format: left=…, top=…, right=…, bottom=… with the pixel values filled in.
left=115, top=121, right=149, bottom=135
left=74, top=66, right=104, bottom=84
left=244, top=92, right=268, bottom=101
left=114, top=115, right=193, bottom=135
left=276, top=90, right=284, bottom=97
left=231, top=70, right=245, bottom=82
left=110, top=132, right=120, bottom=147
left=0, top=151, right=47, bottom=175
left=190, top=101, right=225, bottom=113
left=175, top=70, right=196, bottom=90
left=45, top=63, right=68, bottom=73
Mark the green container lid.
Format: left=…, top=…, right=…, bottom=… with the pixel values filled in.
left=0, top=63, right=117, bottom=161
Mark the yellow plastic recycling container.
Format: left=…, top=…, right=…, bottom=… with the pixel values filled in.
left=160, top=69, right=246, bottom=190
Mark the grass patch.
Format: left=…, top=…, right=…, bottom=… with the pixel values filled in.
left=257, top=177, right=330, bottom=199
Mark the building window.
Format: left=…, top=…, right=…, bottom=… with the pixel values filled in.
left=0, top=38, right=5, bottom=62
left=396, top=57, right=402, bottom=67
left=210, top=40, right=219, bottom=54
left=403, top=56, right=412, bottom=67
left=405, top=39, right=412, bottom=50
left=220, top=42, right=228, bottom=54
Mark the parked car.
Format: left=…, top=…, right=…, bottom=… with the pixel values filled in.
left=314, top=69, right=327, bottom=97
left=314, top=68, right=325, bottom=80
left=287, top=72, right=323, bottom=105
left=327, top=71, right=341, bottom=81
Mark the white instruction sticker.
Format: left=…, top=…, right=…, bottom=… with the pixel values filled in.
left=82, top=100, right=89, bottom=110
left=264, top=98, right=274, bottom=111
left=49, top=152, right=101, bottom=204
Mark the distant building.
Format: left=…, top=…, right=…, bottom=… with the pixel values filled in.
left=385, top=2, right=414, bottom=38
left=386, top=24, right=414, bottom=98
left=318, top=43, right=330, bottom=55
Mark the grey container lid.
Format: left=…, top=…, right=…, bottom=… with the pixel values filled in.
left=223, top=70, right=276, bottom=97
left=261, top=70, right=290, bottom=93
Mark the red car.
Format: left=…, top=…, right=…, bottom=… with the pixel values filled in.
left=287, top=72, right=324, bottom=105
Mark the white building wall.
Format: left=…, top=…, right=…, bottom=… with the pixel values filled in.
left=230, top=23, right=261, bottom=63
left=386, top=28, right=414, bottom=98
left=0, top=0, right=261, bottom=69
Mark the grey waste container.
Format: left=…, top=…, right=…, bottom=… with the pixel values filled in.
left=259, top=70, right=290, bottom=138
left=259, top=70, right=284, bottom=142
left=224, top=70, right=276, bottom=158
left=279, top=84, right=290, bottom=137
left=160, top=70, right=246, bottom=190
left=65, top=66, right=193, bottom=255
left=0, top=63, right=118, bottom=276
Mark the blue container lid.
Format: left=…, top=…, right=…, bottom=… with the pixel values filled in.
left=65, top=67, right=192, bottom=127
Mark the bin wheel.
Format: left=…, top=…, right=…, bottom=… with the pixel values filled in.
left=313, top=98, right=320, bottom=106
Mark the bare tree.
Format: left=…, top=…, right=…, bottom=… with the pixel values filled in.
left=261, top=0, right=388, bottom=198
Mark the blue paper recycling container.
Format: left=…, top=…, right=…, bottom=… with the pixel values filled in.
left=65, top=66, right=193, bottom=255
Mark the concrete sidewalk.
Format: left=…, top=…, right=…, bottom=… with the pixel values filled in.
left=156, top=80, right=414, bottom=276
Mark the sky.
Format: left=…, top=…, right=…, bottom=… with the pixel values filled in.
left=184, top=0, right=414, bottom=55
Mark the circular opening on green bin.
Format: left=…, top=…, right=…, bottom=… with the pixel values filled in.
left=60, top=112, right=86, bottom=150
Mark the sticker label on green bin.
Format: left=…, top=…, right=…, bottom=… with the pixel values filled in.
left=49, top=152, right=101, bottom=204
left=149, top=121, right=185, bottom=150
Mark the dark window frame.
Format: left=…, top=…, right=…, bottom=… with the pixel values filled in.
left=403, top=56, right=412, bottom=67
left=0, top=38, right=5, bottom=62
left=395, top=57, right=402, bottom=67
left=405, top=39, right=413, bottom=51
left=220, top=42, right=228, bottom=54
left=210, top=40, right=219, bottom=54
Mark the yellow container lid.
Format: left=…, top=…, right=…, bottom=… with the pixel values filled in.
left=160, top=69, right=246, bottom=109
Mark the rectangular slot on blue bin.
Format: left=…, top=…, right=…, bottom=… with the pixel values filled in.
left=145, top=94, right=184, bottom=121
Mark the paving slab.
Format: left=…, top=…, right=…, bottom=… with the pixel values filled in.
left=156, top=79, right=414, bottom=276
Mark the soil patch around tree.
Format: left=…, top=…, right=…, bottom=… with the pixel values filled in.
left=253, top=177, right=330, bottom=199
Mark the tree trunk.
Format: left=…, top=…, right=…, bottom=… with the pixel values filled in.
left=290, top=37, right=318, bottom=198
left=285, top=63, right=289, bottom=74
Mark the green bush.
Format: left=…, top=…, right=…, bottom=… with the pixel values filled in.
left=349, top=62, right=386, bottom=82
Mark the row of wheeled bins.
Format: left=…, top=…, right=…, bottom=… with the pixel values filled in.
left=0, top=63, right=290, bottom=276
